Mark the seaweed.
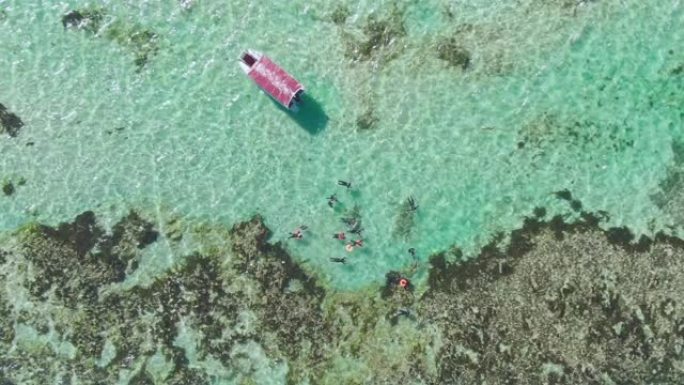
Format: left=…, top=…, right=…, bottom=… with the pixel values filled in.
left=330, top=5, right=350, bottom=25
left=1, top=181, right=13, bottom=196
left=436, top=37, right=471, bottom=70
left=105, top=25, right=159, bottom=71
left=341, top=205, right=363, bottom=231
left=61, top=8, right=105, bottom=34
left=356, top=107, right=378, bottom=130
left=392, top=196, right=418, bottom=240
left=0, top=103, right=23, bottom=137
left=62, top=8, right=159, bottom=71
left=342, top=4, right=406, bottom=63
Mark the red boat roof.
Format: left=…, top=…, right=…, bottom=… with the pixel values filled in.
left=248, top=55, right=303, bottom=108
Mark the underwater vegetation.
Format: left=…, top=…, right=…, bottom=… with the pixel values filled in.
left=329, top=5, right=351, bottom=26
left=1, top=176, right=25, bottom=197
left=339, top=4, right=407, bottom=64
left=422, top=206, right=684, bottom=384
left=651, top=140, right=684, bottom=227
left=517, top=113, right=636, bottom=154
left=61, top=9, right=105, bottom=34
left=0, top=103, right=24, bottom=137
left=2, top=201, right=684, bottom=383
left=341, top=204, right=363, bottom=230
left=436, top=37, right=471, bottom=70
left=356, top=104, right=378, bottom=130
left=62, top=8, right=159, bottom=71
left=392, top=196, right=419, bottom=240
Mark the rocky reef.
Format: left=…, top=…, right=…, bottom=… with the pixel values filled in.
left=0, top=103, right=24, bottom=137
left=516, top=113, right=636, bottom=154
left=1, top=204, right=684, bottom=383
left=62, top=8, right=159, bottom=71
left=338, top=4, right=407, bottom=65
left=436, top=37, right=471, bottom=70
left=421, top=206, right=684, bottom=383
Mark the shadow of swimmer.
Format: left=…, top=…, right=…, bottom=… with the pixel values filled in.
left=271, top=93, right=329, bottom=135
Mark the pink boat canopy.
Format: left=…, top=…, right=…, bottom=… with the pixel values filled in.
left=239, top=49, right=304, bottom=111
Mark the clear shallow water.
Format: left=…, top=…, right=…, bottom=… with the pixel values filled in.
left=0, top=0, right=683, bottom=290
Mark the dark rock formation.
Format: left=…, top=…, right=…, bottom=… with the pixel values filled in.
left=436, top=37, right=471, bottom=69
left=0, top=103, right=23, bottom=137
left=422, top=208, right=684, bottom=384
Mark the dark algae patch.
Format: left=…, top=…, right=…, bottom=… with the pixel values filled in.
left=436, top=36, right=471, bottom=69
left=340, top=4, right=407, bottom=64
left=61, top=8, right=104, bottom=33
left=422, top=204, right=684, bottom=383
left=0, top=103, right=24, bottom=137
left=62, top=8, right=159, bottom=71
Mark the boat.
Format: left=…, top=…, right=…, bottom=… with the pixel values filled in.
left=239, top=49, right=305, bottom=111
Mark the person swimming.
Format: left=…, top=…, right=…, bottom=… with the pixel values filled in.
left=330, top=257, right=346, bottom=264
left=337, top=180, right=352, bottom=189
left=408, top=248, right=417, bottom=258
left=327, top=194, right=338, bottom=208
left=351, top=239, right=364, bottom=247
left=407, top=196, right=418, bottom=211
left=333, top=232, right=346, bottom=240
left=350, top=226, right=364, bottom=236
left=290, top=225, right=308, bottom=240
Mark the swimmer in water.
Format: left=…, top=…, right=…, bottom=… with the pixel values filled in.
left=327, top=194, right=338, bottom=208
left=330, top=257, right=346, bottom=264
left=337, top=180, right=352, bottom=189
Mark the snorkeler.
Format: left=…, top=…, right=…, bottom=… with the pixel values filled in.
left=338, top=180, right=352, bottom=189
left=327, top=194, right=338, bottom=208
left=350, top=226, right=364, bottom=236
left=290, top=225, right=308, bottom=240
left=408, top=248, right=417, bottom=258
left=407, top=196, right=418, bottom=211
left=333, top=232, right=346, bottom=240
left=351, top=239, right=364, bottom=247
left=330, top=257, right=346, bottom=264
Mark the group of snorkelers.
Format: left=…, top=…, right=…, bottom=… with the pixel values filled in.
left=289, top=180, right=365, bottom=264
left=289, top=180, right=420, bottom=279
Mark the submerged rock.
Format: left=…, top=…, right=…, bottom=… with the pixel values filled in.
left=356, top=107, right=378, bottom=130
left=0, top=103, right=23, bottom=137
left=6, top=204, right=684, bottom=383
left=1, top=181, right=14, bottom=196
left=330, top=5, right=350, bottom=25
left=62, top=7, right=159, bottom=71
left=422, top=209, right=684, bottom=383
left=61, top=9, right=104, bottom=34
left=436, top=37, right=471, bottom=70
left=342, top=5, right=407, bottom=63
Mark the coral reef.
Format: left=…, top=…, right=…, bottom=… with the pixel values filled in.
left=652, top=140, right=684, bottom=227
left=517, top=113, right=635, bottom=154
left=356, top=106, right=378, bottom=130
left=329, top=5, right=350, bottom=26
left=2, top=204, right=684, bottom=383
left=392, top=196, right=418, bottom=240
left=340, top=4, right=407, bottom=64
left=62, top=8, right=159, bottom=71
left=436, top=37, right=471, bottom=70
left=61, top=9, right=104, bottom=33
left=0, top=103, right=24, bottom=137
left=422, top=204, right=684, bottom=383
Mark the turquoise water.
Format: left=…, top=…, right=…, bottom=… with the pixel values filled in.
left=1, top=0, right=683, bottom=289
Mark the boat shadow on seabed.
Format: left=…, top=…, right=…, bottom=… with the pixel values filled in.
left=272, top=93, right=329, bottom=135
